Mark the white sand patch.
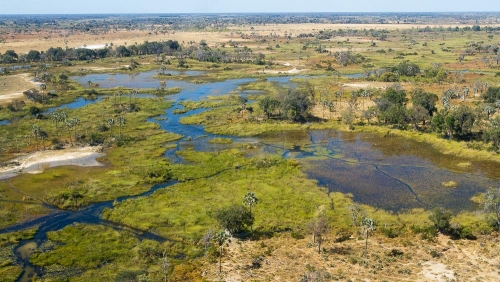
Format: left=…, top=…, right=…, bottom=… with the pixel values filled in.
left=0, top=146, right=104, bottom=179
left=0, top=92, right=25, bottom=102
left=342, top=81, right=411, bottom=90
left=77, top=44, right=107, bottom=50
left=263, top=67, right=307, bottom=74
left=420, top=261, right=455, bottom=282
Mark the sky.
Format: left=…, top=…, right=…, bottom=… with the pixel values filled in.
left=1, top=0, right=499, bottom=14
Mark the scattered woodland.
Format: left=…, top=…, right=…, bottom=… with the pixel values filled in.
left=0, top=13, right=500, bottom=281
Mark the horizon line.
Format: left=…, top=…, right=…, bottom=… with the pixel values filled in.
left=1, top=11, right=500, bottom=16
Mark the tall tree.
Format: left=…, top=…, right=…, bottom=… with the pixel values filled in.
left=243, top=192, right=258, bottom=214
left=71, top=117, right=80, bottom=142
left=212, top=230, right=231, bottom=273
left=361, top=218, right=376, bottom=254
left=117, top=116, right=126, bottom=140
left=31, top=125, right=41, bottom=151
left=107, top=118, right=115, bottom=138
left=159, top=250, right=169, bottom=282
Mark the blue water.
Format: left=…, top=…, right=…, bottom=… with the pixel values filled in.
left=343, top=73, right=365, bottom=78
left=0, top=65, right=31, bottom=72
left=67, top=71, right=500, bottom=212
left=0, top=119, right=10, bottom=126
left=2, top=70, right=500, bottom=280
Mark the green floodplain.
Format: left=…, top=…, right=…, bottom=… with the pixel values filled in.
left=0, top=12, right=500, bottom=281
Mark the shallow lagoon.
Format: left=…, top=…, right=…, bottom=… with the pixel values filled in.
left=71, top=71, right=500, bottom=213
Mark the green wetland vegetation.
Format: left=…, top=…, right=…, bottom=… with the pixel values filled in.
left=0, top=12, right=500, bottom=281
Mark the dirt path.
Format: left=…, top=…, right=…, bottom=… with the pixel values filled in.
left=0, top=146, right=104, bottom=179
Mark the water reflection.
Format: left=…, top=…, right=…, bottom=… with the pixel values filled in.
left=69, top=72, right=500, bottom=212
left=260, top=130, right=499, bottom=212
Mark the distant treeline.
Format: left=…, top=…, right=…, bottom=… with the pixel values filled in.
left=0, top=40, right=270, bottom=66
left=0, top=40, right=180, bottom=64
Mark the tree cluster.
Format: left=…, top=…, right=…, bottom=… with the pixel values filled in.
left=259, top=89, right=314, bottom=122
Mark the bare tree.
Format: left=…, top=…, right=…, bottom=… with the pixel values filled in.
left=307, top=211, right=330, bottom=254
left=347, top=203, right=366, bottom=226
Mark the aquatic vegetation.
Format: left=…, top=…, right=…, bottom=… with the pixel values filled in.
left=5, top=98, right=182, bottom=210
left=208, top=137, right=233, bottom=144
left=0, top=229, right=37, bottom=280
left=103, top=149, right=350, bottom=240
left=179, top=100, right=237, bottom=110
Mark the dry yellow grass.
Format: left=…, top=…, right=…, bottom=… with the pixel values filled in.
left=4, top=22, right=500, bottom=54
left=199, top=232, right=500, bottom=282
left=0, top=73, right=39, bottom=105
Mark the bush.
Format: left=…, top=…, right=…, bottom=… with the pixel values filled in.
left=214, top=204, right=254, bottom=234
left=291, top=231, right=305, bottom=239
left=29, top=106, right=41, bottom=116
left=387, top=249, right=404, bottom=257
left=483, top=86, right=500, bottom=103
left=96, top=124, right=109, bottom=132
left=410, top=225, right=438, bottom=240
left=381, top=227, right=401, bottom=238
left=429, top=207, right=452, bottom=233
left=114, top=270, right=147, bottom=282
left=450, top=225, right=477, bottom=240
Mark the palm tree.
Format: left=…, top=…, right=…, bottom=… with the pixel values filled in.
left=50, top=111, right=60, bottom=136
left=133, top=90, right=139, bottom=103
left=334, top=90, right=342, bottom=105
left=31, top=125, right=41, bottom=151
left=65, top=119, right=75, bottom=143
left=107, top=118, right=115, bottom=138
left=159, top=250, right=169, bottom=282
left=361, top=90, right=369, bottom=110
left=39, top=84, right=47, bottom=104
left=160, top=64, right=167, bottom=75
left=485, top=106, right=495, bottom=120
left=129, top=90, right=138, bottom=104
left=118, top=91, right=123, bottom=105
left=212, top=231, right=231, bottom=273
left=361, top=218, right=376, bottom=255
left=71, top=117, right=80, bottom=142
left=58, top=111, right=68, bottom=139
left=243, top=192, right=258, bottom=214
left=87, top=80, right=92, bottom=87
left=39, top=130, right=48, bottom=150
left=117, top=116, right=126, bottom=140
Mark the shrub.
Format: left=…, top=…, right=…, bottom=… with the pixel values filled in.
left=429, top=207, right=452, bottom=233
left=214, top=204, right=254, bottom=234
left=114, top=270, right=147, bottom=282
left=387, top=249, right=404, bottom=257
left=381, top=227, right=401, bottom=238
left=483, top=86, right=500, bottom=103
left=291, top=231, right=305, bottom=239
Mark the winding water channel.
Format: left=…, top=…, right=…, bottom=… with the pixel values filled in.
left=1, top=70, right=500, bottom=280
